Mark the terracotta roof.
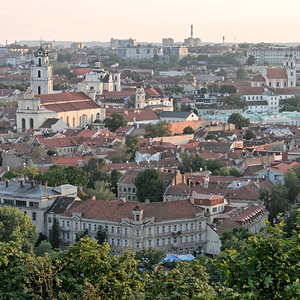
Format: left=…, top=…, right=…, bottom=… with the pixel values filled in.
left=266, top=68, right=287, bottom=79
left=252, top=76, right=265, bottom=82
left=208, top=219, right=242, bottom=236
left=269, top=161, right=298, bottom=174
left=61, top=199, right=202, bottom=222
left=39, top=118, right=61, bottom=129
left=232, top=205, right=265, bottom=223
left=237, top=87, right=264, bottom=95
left=243, top=165, right=264, bottom=177
left=72, top=68, right=92, bottom=76
left=38, top=92, right=90, bottom=104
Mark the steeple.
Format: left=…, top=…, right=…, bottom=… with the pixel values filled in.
left=30, top=44, right=53, bottom=95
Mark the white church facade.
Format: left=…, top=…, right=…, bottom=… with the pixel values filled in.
left=77, top=61, right=121, bottom=96
left=16, top=46, right=105, bottom=131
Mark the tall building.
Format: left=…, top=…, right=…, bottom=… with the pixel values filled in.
left=30, top=46, right=53, bottom=95
left=110, top=38, right=136, bottom=48
left=162, top=38, right=174, bottom=47
left=183, top=25, right=201, bottom=47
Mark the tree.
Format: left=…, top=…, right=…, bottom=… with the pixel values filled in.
left=49, top=218, right=60, bottom=249
left=21, top=165, right=39, bottom=182
left=285, top=167, right=300, bottom=204
left=206, top=159, right=223, bottom=173
left=110, top=145, right=131, bottom=163
left=244, top=129, right=256, bottom=140
left=179, top=153, right=206, bottom=173
left=219, top=85, right=237, bottom=94
left=220, top=227, right=253, bottom=252
left=35, top=164, right=67, bottom=186
left=0, top=206, right=37, bottom=253
left=125, top=134, right=140, bottom=161
left=229, top=167, right=242, bottom=177
left=3, top=169, right=22, bottom=180
left=47, top=149, right=58, bottom=156
left=236, top=68, right=248, bottom=80
left=217, top=218, right=300, bottom=299
left=260, top=184, right=289, bottom=222
left=145, top=121, right=172, bottom=138
left=109, top=169, right=122, bottom=195
left=83, top=158, right=108, bottom=189
left=225, top=94, right=247, bottom=109
left=217, top=69, right=227, bottom=78
left=183, top=126, right=195, bottom=134
left=95, top=225, right=107, bottom=245
left=104, top=113, right=127, bottom=132
left=86, top=181, right=117, bottom=201
left=34, top=240, right=54, bottom=257
left=135, top=247, right=166, bottom=273
left=247, top=55, right=255, bottom=66
left=135, top=169, right=165, bottom=202
left=228, top=113, right=250, bottom=129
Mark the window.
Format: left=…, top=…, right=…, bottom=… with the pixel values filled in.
left=136, top=230, right=140, bottom=236
left=67, top=221, right=70, bottom=228
left=124, top=240, right=128, bottom=247
left=173, top=237, right=177, bottom=244
left=94, top=224, right=97, bottom=231
left=174, top=225, right=177, bottom=232
left=148, top=240, right=152, bottom=247
left=117, top=226, right=120, bottom=234
left=199, top=222, right=202, bottom=230
left=82, top=223, right=86, bottom=230
left=32, top=212, right=36, bottom=221
left=199, top=234, right=202, bottom=241
left=29, top=202, right=39, bottom=208
left=4, top=199, right=14, bottom=206
left=162, top=238, right=165, bottom=245
left=124, top=227, right=128, bottom=235
left=111, top=226, right=114, bottom=233
left=38, top=70, right=41, bottom=78
left=185, top=224, right=188, bottom=230
left=48, top=217, right=52, bottom=223
left=212, top=207, right=217, bottom=213
left=162, top=226, right=165, bottom=233
left=136, top=214, right=139, bottom=221
left=168, top=225, right=171, bottom=232
left=67, top=233, right=70, bottom=240
left=75, top=222, right=78, bottom=229
left=180, top=224, right=183, bottom=231
left=185, top=235, right=188, bottom=242
left=156, top=239, right=160, bottom=246
left=156, top=227, right=160, bottom=234
left=148, top=228, right=152, bottom=235
left=16, top=200, right=26, bottom=207
left=111, top=238, right=115, bottom=246
left=191, top=235, right=194, bottom=242
left=136, top=242, right=140, bottom=248
left=168, top=237, right=171, bottom=244
left=117, top=239, right=120, bottom=246
left=190, top=223, right=194, bottom=230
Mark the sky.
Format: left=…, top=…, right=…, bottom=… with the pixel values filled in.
left=1, top=0, right=300, bottom=45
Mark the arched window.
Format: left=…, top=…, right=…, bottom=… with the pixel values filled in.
left=38, top=86, right=41, bottom=94
left=91, top=114, right=93, bottom=123
left=38, top=58, right=42, bottom=66
left=66, top=116, right=69, bottom=126
left=73, top=117, right=75, bottom=127
left=30, top=118, right=34, bottom=129
left=22, top=118, right=26, bottom=129
left=96, top=113, right=100, bottom=120
left=38, top=70, right=41, bottom=78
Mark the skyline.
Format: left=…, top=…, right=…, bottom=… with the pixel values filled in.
left=1, top=0, right=300, bottom=45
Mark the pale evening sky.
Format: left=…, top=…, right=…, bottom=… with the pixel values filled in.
left=0, top=0, right=300, bottom=45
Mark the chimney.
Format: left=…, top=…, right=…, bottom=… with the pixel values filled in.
left=91, top=195, right=96, bottom=200
left=20, top=180, right=25, bottom=188
left=31, top=181, right=35, bottom=188
left=191, top=24, right=193, bottom=39
left=122, top=197, right=127, bottom=203
left=5, top=180, right=8, bottom=187
left=44, top=181, right=48, bottom=187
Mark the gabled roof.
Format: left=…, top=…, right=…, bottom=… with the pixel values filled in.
left=266, top=68, right=287, bottom=79
left=39, top=118, right=61, bottom=129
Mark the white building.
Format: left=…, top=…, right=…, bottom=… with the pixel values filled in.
left=78, top=61, right=121, bottom=96
left=116, top=46, right=163, bottom=61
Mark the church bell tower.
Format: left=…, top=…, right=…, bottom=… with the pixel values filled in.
left=30, top=45, right=53, bottom=95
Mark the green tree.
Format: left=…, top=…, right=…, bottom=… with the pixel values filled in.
left=217, top=69, right=227, bottom=78
left=135, top=247, right=166, bottom=273
left=64, top=165, right=90, bottom=188
left=145, top=121, right=172, bottom=138
left=285, top=168, right=300, bottom=204
left=219, top=167, right=230, bottom=176
left=83, top=158, right=108, bottom=188
left=21, top=165, right=39, bottom=182
left=183, top=125, right=195, bottom=134
left=135, top=169, right=165, bottom=202
left=219, top=85, right=237, bottom=94
left=220, top=227, right=253, bottom=252
left=125, top=134, right=140, bottom=161
left=110, top=169, right=122, bottom=195
left=247, top=55, right=255, bottom=66
left=0, top=206, right=37, bottom=253
left=228, top=113, right=250, bottom=129
left=47, top=149, right=58, bottom=156
left=95, top=225, right=107, bottom=245
left=111, top=145, right=131, bottom=163
left=104, top=113, right=127, bottom=132
left=34, top=240, right=54, bottom=257
left=35, top=164, right=67, bottom=186
left=225, top=94, right=247, bottom=109
left=217, top=218, right=300, bottom=299
left=236, top=68, right=248, bottom=80
left=206, top=159, right=223, bottom=173
left=260, top=184, right=289, bottom=222
left=179, top=153, right=206, bottom=173
left=229, top=167, right=242, bottom=177
left=3, top=169, right=22, bottom=180
left=87, top=181, right=117, bottom=201
left=49, top=218, right=60, bottom=249
left=244, top=129, right=256, bottom=140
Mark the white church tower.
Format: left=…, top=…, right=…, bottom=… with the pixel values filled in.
left=30, top=45, right=53, bottom=95
left=135, top=84, right=146, bottom=109
left=284, top=54, right=297, bottom=87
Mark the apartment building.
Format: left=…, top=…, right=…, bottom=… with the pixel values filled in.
left=57, top=199, right=207, bottom=255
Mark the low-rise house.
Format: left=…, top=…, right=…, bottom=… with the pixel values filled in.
left=160, top=111, right=199, bottom=123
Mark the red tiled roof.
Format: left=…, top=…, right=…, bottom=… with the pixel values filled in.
left=38, top=92, right=90, bottom=104
left=237, top=87, right=264, bottom=95
left=61, top=199, right=202, bottom=222
left=252, top=76, right=265, bottom=82
left=72, top=68, right=92, bottom=76
left=266, top=68, right=287, bottom=79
